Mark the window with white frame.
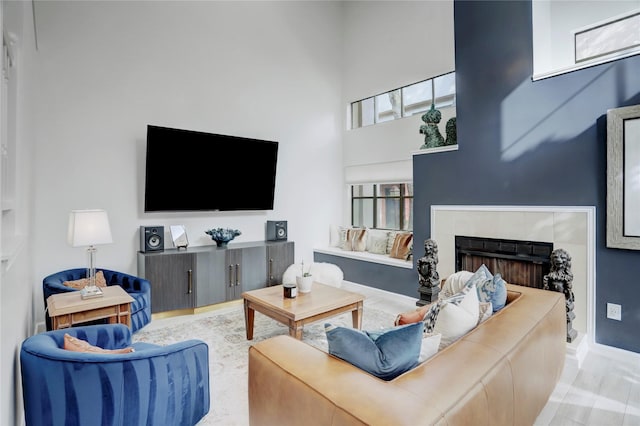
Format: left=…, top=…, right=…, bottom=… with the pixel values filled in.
left=350, top=71, right=456, bottom=130
left=351, top=183, right=413, bottom=231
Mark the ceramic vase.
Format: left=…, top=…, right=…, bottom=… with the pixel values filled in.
left=296, top=275, right=314, bottom=293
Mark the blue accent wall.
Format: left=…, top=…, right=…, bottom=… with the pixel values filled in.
left=412, top=0, right=640, bottom=353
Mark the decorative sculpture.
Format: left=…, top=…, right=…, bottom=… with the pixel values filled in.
left=444, top=117, right=457, bottom=146
left=416, top=239, right=441, bottom=306
left=543, top=248, right=577, bottom=342
left=419, top=104, right=445, bottom=149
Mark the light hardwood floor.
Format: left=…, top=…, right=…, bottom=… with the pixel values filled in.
left=342, top=281, right=640, bottom=426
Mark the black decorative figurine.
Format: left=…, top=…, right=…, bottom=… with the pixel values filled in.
left=416, top=239, right=441, bottom=306
left=419, top=104, right=445, bottom=149
left=543, top=248, right=577, bottom=343
left=444, top=117, right=457, bottom=146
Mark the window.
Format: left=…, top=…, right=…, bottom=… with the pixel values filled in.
left=350, top=71, right=456, bottom=129
left=351, top=183, right=413, bottom=231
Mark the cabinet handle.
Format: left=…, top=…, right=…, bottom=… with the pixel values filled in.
left=235, top=264, right=240, bottom=286
left=187, top=269, right=193, bottom=294
left=269, top=259, right=274, bottom=283
left=228, top=264, right=234, bottom=287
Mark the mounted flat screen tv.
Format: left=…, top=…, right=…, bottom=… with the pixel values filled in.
left=144, top=125, right=278, bottom=212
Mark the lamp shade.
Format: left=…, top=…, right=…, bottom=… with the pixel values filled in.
left=67, top=209, right=113, bottom=247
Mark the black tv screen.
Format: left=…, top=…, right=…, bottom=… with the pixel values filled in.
left=144, top=125, right=278, bottom=212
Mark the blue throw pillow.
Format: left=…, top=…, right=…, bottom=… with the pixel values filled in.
left=470, top=264, right=507, bottom=312
left=489, top=273, right=507, bottom=312
left=324, top=322, right=423, bottom=381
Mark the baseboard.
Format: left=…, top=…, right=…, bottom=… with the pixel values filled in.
left=565, top=332, right=588, bottom=368
left=589, top=340, right=640, bottom=363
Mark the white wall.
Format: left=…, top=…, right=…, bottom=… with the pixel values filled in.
left=29, top=0, right=344, bottom=318
left=341, top=1, right=455, bottom=222
left=1, top=1, right=37, bottom=424
left=2, top=1, right=455, bottom=423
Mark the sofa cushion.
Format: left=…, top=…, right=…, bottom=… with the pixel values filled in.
left=389, top=232, right=413, bottom=260
left=419, top=332, right=442, bottom=363
left=434, top=282, right=479, bottom=349
left=338, top=227, right=367, bottom=251
left=324, top=321, right=423, bottom=381
left=366, top=229, right=390, bottom=254
left=478, top=301, right=493, bottom=324
left=467, top=264, right=508, bottom=312
left=350, top=228, right=368, bottom=252
left=338, top=227, right=353, bottom=250
left=441, top=270, right=474, bottom=298
left=329, top=225, right=341, bottom=247
left=63, top=333, right=134, bottom=354
left=63, top=270, right=107, bottom=289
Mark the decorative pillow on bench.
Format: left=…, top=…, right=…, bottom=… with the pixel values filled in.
left=389, top=232, right=413, bottom=260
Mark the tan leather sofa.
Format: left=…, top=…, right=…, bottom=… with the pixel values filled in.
left=248, top=284, right=566, bottom=426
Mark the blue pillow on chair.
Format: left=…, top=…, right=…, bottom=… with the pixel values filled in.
left=324, top=321, right=423, bottom=381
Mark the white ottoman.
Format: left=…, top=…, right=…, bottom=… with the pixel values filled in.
left=282, top=262, right=344, bottom=288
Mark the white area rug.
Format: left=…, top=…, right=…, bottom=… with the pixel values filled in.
left=132, top=283, right=413, bottom=425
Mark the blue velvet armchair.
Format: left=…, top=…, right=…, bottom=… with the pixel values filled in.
left=20, top=324, right=210, bottom=426
left=43, top=268, right=151, bottom=332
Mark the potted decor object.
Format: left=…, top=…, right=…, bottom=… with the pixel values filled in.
left=296, top=260, right=313, bottom=293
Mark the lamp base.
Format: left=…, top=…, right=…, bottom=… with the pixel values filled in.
left=80, top=285, right=104, bottom=299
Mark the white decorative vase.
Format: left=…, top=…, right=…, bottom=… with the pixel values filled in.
left=296, top=275, right=314, bottom=293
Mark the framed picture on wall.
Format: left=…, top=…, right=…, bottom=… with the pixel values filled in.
left=606, top=104, right=640, bottom=250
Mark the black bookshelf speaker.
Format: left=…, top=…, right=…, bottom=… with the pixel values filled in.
left=140, top=226, right=164, bottom=252
left=266, top=220, right=287, bottom=241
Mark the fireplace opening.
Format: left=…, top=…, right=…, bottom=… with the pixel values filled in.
left=455, top=236, right=553, bottom=288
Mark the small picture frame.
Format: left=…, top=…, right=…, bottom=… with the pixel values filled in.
left=170, top=225, right=189, bottom=249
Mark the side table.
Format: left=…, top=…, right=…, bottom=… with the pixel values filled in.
left=47, top=285, right=135, bottom=330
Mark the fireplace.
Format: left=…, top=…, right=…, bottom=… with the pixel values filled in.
left=455, top=235, right=553, bottom=289
left=431, top=205, right=595, bottom=343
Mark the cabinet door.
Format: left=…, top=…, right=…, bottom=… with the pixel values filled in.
left=266, top=241, right=295, bottom=286
left=225, top=246, right=267, bottom=300
left=142, top=252, right=195, bottom=313
left=240, top=246, right=267, bottom=292
left=225, top=249, right=242, bottom=300
left=196, top=250, right=227, bottom=307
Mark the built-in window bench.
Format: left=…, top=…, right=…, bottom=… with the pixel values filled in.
left=313, top=247, right=418, bottom=298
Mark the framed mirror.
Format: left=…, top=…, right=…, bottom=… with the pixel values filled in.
left=532, top=1, right=640, bottom=81
left=170, top=225, right=189, bottom=249
left=607, top=104, right=640, bottom=250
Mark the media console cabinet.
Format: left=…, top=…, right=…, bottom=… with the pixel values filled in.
left=138, top=240, right=294, bottom=314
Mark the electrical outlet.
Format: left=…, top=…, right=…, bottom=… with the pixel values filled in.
left=607, top=303, right=622, bottom=321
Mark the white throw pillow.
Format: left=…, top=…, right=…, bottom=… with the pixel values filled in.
left=441, top=270, right=474, bottom=298
left=418, top=332, right=442, bottom=363
left=434, top=283, right=480, bottom=350
left=366, top=229, right=390, bottom=254
left=329, top=225, right=341, bottom=247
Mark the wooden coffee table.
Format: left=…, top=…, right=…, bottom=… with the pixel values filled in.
left=242, top=282, right=364, bottom=340
left=47, top=285, right=135, bottom=330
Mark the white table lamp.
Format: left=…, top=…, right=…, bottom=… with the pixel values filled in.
left=67, top=209, right=113, bottom=299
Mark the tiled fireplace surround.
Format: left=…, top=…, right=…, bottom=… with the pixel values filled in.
left=431, top=205, right=595, bottom=358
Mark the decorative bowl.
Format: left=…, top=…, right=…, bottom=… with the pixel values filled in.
left=205, top=228, right=241, bottom=247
